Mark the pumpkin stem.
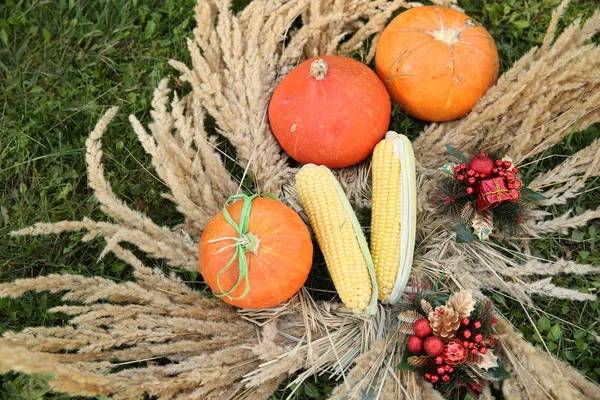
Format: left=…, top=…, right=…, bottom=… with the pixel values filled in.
left=432, top=29, right=460, bottom=45
left=310, top=59, right=328, bottom=80
left=240, top=232, right=260, bottom=254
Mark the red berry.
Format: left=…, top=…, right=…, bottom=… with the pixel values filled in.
left=503, top=161, right=512, bottom=169
left=468, top=153, right=495, bottom=177
left=459, top=163, right=467, bottom=170
left=442, top=339, right=467, bottom=366
left=492, top=168, right=498, bottom=174
left=457, top=174, right=465, bottom=181
left=474, top=334, right=483, bottom=343
left=413, top=319, right=433, bottom=338
left=424, top=336, right=444, bottom=357
left=471, top=348, right=479, bottom=354
left=463, top=341, right=470, bottom=348
left=463, top=330, right=472, bottom=339
left=406, top=335, right=423, bottom=354
left=466, top=187, right=474, bottom=195
left=435, top=356, right=443, bottom=364
left=498, top=171, right=505, bottom=177
left=444, top=365, right=451, bottom=371
left=461, top=318, right=470, bottom=326
left=469, top=342, right=475, bottom=349
left=442, top=374, right=450, bottom=382
left=512, top=168, right=519, bottom=174
left=495, top=160, right=503, bottom=167
left=424, top=373, right=431, bottom=380
left=448, top=367, right=454, bottom=373
left=437, top=366, right=445, bottom=375
left=467, top=169, right=475, bottom=177
left=467, top=177, right=476, bottom=185
left=480, top=347, right=488, bottom=354
left=430, top=375, right=439, bottom=383
left=473, top=321, right=482, bottom=329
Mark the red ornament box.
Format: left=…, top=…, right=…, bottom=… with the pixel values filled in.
left=476, top=177, right=520, bottom=211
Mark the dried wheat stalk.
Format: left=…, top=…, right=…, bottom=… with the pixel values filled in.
left=3, top=0, right=600, bottom=399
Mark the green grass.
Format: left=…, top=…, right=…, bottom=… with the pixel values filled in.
left=0, top=0, right=599, bottom=398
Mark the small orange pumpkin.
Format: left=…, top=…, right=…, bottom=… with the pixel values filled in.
left=375, top=6, right=499, bottom=122
left=199, top=195, right=313, bottom=309
left=268, top=55, right=391, bottom=168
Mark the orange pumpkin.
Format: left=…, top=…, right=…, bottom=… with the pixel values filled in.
left=268, top=55, right=391, bottom=168
left=199, top=195, right=313, bottom=309
left=375, top=6, right=499, bottom=122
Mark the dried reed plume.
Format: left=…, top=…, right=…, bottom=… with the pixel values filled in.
left=2, top=0, right=600, bottom=399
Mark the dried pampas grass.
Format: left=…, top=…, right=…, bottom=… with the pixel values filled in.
left=2, top=0, right=600, bottom=399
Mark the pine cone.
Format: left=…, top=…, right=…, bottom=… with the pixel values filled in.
left=447, top=291, right=475, bottom=320
left=429, top=306, right=460, bottom=338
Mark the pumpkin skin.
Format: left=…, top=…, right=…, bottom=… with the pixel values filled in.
left=375, top=6, right=499, bottom=122
left=268, top=55, right=391, bottom=168
left=199, top=197, right=313, bottom=309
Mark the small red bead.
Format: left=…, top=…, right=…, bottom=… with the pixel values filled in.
left=457, top=174, right=465, bottom=181
left=480, top=347, right=488, bottom=354
left=437, top=366, right=445, bottom=375
left=448, top=367, right=454, bottom=373
left=470, top=342, right=476, bottom=349
left=471, top=348, right=479, bottom=354
left=424, top=373, right=431, bottom=380
left=492, top=168, right=498, bottom=174
left=430, top=375, right=439, bottom=383
left=463, top=330, right=472, bottom=339
left=466, top=187, right=474, bottom=195
left=459, top=163, right=467, bottom=170
left=503, top=161, right=512, bottom=169
left=473, top=321, right=482, bottom=329
left=495, top=160, right=503, bottom=167
left=444, top=365, right=451, bottom=371
left=467, top=177, right=476, bottom=185
left=467, top=169, right=475, bottom=177
left=512, top=168, right=519, bottom=174
left=463, top=341, right=470, bottom=348
left=442, top=374, right=450, bottom=382
left=435, top=356, right=443, bottom=364
left=474, top=334, right=483, bottom=343
left=461, top=318, right=470, bottom=326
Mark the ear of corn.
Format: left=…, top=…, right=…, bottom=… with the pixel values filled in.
left=295, top=164, right=378, bottom=317
left=370, top=131, right=417, bottom=303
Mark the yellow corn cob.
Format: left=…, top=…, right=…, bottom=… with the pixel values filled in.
left=295, top=164, right=378, bottom=316
left=370, top=131, right=417, bottom=303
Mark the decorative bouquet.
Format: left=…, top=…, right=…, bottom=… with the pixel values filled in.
left=397, top=289, right=510, bottom=399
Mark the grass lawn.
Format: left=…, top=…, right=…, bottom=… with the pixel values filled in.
left=1, top=0, right=599, bottom=398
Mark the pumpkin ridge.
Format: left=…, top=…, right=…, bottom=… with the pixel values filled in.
left=432, top=6, right=446, bottom=31
left=460, top=34, right=495, bottom=41
left=386, top=39, right=435, bottom=82
left=455, top=41, right=498, bottom=63
left=444, top=46, right=457, bottom=109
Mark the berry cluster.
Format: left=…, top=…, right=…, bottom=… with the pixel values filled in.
left=406, top=319, right=467, bottom=384
left=456, top=317, right=489, bottom=356
left=454, top=152, right=521, bottom=196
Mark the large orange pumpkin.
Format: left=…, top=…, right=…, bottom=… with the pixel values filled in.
left=199, top=195, right=313, bottom=309
left=268, top=55, right=391, bottom=168
left=375, top=6, right=499, bottom=122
